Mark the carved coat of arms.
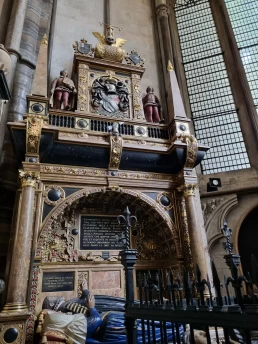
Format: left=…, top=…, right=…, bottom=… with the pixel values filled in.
left=91, top=76, right=129, bottom=117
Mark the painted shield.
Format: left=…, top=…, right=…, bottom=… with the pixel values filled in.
left=128, top=52, right=141, bottom=65
left=78, top=42, right=92, bottom=55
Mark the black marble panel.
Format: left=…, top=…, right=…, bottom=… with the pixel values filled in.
left=42, top=272, right=74, bottom=292
left=80, top=215, right=124, bottom=250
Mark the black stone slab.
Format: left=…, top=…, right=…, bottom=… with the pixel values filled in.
left=80, top=215, right=124, bottom=250
left=42, top=272, right=74, bottom=292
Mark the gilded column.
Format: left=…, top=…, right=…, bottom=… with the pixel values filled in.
left=177, top=183, right=209, bottom=281
left=2, top=171, right=39, bottom=313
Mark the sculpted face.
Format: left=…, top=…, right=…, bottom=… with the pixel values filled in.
left=106, top=26, right=115, bottom=45
left=60, top=70, right=68, bottom=77
left=147, top=86, right=154, bottom=93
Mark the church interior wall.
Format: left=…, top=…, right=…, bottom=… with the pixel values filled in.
left=0, top=0, right=13, bottom=44
left=49, top=0, right=104, bottom=85
left=109, top=0, right=160, bottom=99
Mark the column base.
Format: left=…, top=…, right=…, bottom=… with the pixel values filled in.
left=2, top=303, right=28, bottom=313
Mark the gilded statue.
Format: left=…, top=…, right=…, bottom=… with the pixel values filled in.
left=93, top=25, right=126, bottom=63
left=50, top=69, right=77, bottom=110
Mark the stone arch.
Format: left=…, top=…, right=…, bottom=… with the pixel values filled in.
left=237, top=205, right=258, bottom=276
left=203, top=193, right=258, bottom=291
left=36, top=187, right=181, bottom=259
left=204, top=195, right=238, bottom=251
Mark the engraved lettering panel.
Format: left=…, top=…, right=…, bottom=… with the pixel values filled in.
left=80, top=215, right=124, bottom=250
left=42, top=272, right=74, bottom=292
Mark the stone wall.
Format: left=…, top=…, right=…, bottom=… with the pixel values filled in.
left=0, top=0, right=13, bottom=44
left=110, top=0, right=160, bottom=98
left=49, top=0, right=160, bottom=99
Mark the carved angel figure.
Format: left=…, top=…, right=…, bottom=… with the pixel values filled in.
left=93, top=25, right=127, bottom=63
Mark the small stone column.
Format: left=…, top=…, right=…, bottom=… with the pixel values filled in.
left=155, top=4, right=173, bottom=71
left=155, top=3, right=173, bottom=123
left=2, top=171, right=39, bottom=313
left=178, top=184, right=209, bottom=281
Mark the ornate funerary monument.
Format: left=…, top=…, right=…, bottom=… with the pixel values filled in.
left=2, top=24, right=209, bottom=343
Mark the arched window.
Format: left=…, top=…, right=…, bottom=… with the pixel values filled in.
left=174, top=0, right=250, bottom=174
left=225, top=0, right=258, bottom=114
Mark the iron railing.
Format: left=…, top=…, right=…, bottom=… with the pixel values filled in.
left=120, top=217, right=258, bottom=344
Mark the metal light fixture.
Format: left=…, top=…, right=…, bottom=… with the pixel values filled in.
left=207, top=177, right=222, bottom=192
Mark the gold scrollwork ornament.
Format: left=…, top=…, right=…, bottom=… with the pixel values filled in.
left=177, top=134, right=198, bottom=168
left=109, top=135, right=123, bottom=170
left=26, top=115, right=43, bottom=154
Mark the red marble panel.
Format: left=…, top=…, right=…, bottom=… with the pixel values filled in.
left=91, top=270, right=121, bottom=289
left=92, top=288, right=124, bottom=297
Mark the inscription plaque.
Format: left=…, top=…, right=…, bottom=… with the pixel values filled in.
left=42, top=272, right=74, bottom=292
left=80, top=215, right=124, bottom=250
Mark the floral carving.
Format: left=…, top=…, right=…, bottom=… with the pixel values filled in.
left=201, top=197, right=226, bottom=224
left=132, top=75, right=144, bottom=120
left=26, top=266, right=40, bottom=344
left=26, top=115, right=43, bottom=154
left=77, top=64, right=88, bottom=111
left=109, top=135, right=123, bottom=170
left=40, top=164, right=174, bottom=181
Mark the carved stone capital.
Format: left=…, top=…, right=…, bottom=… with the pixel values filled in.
left=19, top=170, right=40, bottom=188
left=156, top=4, right=170, bottom=19
left=177, top=183, right=198, bottom=197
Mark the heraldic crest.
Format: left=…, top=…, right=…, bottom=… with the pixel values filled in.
left=91, top=75, right=129, bottom=117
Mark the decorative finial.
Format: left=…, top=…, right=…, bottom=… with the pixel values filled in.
left=221, top=221, right=233, bottom=254
left=167, top=60, right=174, bottom=71
left=41, top=33, right=48, bottom=46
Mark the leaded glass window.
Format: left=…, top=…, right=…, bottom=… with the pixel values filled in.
left=175, top=0, right=250, bottom=174
left=225, top=0, right=258, bottom=114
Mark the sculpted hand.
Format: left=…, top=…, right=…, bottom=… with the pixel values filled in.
left=87, top=293, right=95, bottom=308
left=81, top=278, right=88, bottom=291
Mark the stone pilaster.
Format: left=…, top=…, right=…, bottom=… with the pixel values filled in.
left=2, top=171, right=39, bottom=313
